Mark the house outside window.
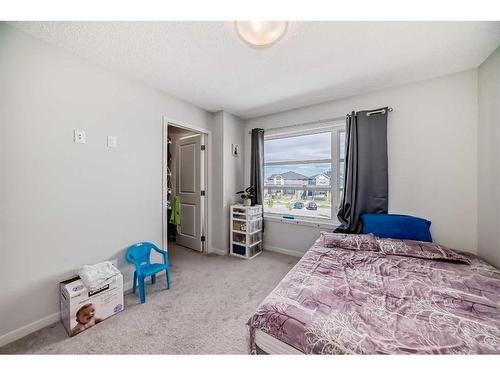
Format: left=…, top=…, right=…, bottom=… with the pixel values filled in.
left=272, top=175, right=285, bottom=185
left=263, top=121, right=346, bottom=224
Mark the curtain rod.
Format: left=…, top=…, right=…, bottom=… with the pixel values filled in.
left=248, top=107, right=393, bottom=134
left=365, top=107, right=393, bottom=117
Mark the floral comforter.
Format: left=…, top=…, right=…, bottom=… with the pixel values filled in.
left=248, top=236, right=500, bottom=354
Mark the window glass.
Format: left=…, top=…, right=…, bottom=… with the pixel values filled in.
left=264, top=131, right=336, bottom=220
left=339, top=131, right=346, bottom=158
left=264, top=162, right=332, bottom=219
left=265, top=132, right=331, bottom=162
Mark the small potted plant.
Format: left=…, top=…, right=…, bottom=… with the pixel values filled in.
left=236, top=186, right=256, bottom=206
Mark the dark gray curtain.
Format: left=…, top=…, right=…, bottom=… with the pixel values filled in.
left=250, top=128, right=265, bottom=206
left=335, top=107, right=389, bottom=233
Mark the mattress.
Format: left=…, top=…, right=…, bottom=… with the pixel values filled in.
left=247, top=234, right=500, bottom=354
left=255, top=329, right=304, bottom=355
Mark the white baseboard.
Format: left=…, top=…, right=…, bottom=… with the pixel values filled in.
left=210, top=245, right=302, bottom=258
left=264, top=245, right=304, bottom=258
left=123, top=280, right=133, bottom=293
left=0, top=312, right=60, bottom=348
left=209, top=247, right=228, bottom=256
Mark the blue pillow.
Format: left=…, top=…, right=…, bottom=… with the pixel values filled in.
left=361, top=214, right=432, bottom=242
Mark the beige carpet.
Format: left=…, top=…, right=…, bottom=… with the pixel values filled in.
left=0, top=244, right=298, bottom=354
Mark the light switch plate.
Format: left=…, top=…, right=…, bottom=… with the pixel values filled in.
left=107, top=136, right=117, bottom=148
left=232, top=144, right=239, bottom=157
left=74, top=129, right=86, bottom=144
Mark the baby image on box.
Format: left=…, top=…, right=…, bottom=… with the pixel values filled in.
left=71, top=303, right=103, bottom=336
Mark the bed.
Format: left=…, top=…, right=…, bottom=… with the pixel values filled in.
left=248, top=234, right=500, bottom=354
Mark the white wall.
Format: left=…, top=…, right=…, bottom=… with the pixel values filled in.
left=210, top=112, right=225, bottom=251
left=477, top=47, right=500, bottom=268
left=223, top=112, right=245, bottom=251
left=210, top=111, right=245, bottom=253
left=245, top=70, right=478, bottom=255
left=0, top=24, right=213, bottom=341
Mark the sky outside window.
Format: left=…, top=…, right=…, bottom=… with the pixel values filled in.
left=264, top=132, right=331, bottom=178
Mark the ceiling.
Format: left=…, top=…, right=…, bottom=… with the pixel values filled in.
left=10, top=21, right=500, bottom=119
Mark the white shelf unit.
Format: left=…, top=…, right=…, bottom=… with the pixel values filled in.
left=230, top=204, right=263, bottom=259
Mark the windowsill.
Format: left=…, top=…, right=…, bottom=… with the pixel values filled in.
left=264, top=214, right=338, bottom=230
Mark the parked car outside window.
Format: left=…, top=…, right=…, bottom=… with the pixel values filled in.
left=306, top=202, right=317, bottom=210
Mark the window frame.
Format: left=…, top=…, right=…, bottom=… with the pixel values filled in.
left=263, top=120, right=346, bottom=226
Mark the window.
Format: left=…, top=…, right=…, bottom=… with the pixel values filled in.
left=264, top=123, right=346, bottom=223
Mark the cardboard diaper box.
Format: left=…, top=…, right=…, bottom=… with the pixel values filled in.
left=60, top=273, right=124, bottom=337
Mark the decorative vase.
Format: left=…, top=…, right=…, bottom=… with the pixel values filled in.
left=244, top=198, right=252, bottom=206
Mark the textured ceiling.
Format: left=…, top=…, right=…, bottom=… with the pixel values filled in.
left=9, top=21, right=500, bottom=119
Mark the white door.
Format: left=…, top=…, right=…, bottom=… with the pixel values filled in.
left=175, top=134, right=204, bottom=252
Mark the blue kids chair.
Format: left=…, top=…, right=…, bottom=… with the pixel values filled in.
left=125, top=242, right=170, bottom=304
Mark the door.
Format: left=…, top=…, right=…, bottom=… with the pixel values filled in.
left=175, top=134, right=204, bottom=251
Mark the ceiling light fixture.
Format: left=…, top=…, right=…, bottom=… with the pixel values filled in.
left=235, top=21, right=288, bottom=47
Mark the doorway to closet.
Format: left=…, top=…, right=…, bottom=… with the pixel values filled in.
left=162, top=119, right=208, bottom=254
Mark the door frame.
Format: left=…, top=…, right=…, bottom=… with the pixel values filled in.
left=162, top=116, right=211, bottom=253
